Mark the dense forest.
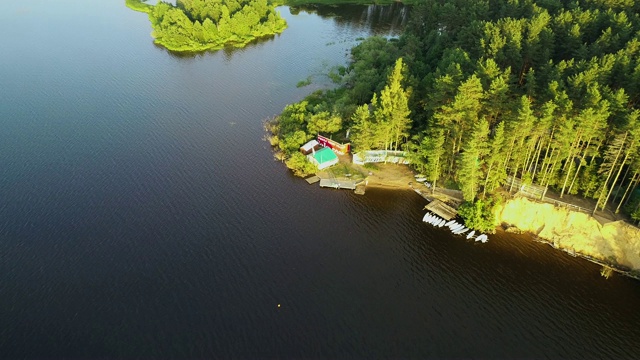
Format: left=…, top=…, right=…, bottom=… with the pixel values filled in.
left=269, top=0, right=640, bottom=228
left=126, top=0, right=287, bottom=51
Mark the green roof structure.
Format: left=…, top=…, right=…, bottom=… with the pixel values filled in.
left=309, top=147, right=339, bottom=169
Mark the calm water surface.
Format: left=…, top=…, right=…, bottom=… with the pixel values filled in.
left=1, top=1, right=639, bottom=358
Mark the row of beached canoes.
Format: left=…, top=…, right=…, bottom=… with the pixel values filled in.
left=422, top=212, right=488, bottom=243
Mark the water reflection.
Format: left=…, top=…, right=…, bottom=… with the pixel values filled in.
left=290, top=3, right=410, bottom=35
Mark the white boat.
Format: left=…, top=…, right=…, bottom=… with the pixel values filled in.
left=432, top=217, right=442, bottom=225
left=445, top=220, right=454, bottom=227
left=448, top=222, right=460, bottom=229
left=423, top=213, right=430, bottom=222
left=428, top=216, right=437, bottom=224
left=476, top=234, right=488, bottom=243
left=466, top=230, right=476, bottom=239
left=415, top=177, right=427, bottom=183
left=454, top=227, right=468, bottom=234
left=440, top=220, right=447, bottom=227
left=436, top=219, right=444, bottom=226
left=450, top=224, right=464, bottom=231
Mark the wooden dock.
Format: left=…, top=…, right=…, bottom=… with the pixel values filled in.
left=305, top=176, right=320, bottom=184
left=424, top=199, right=458, bottom=220
left=319, top=178, right=357, bottom=190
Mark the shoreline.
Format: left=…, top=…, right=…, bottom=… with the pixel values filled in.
left=317, top=162, right=640, bottom=280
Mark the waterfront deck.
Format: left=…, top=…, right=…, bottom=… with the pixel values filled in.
left=424, top=199, right=458, bottom=220
left=319, top=178, right=357, bottom=190
left=305, top=176, right=320, bottom=184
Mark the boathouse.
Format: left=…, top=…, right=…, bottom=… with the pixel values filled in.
left=308, top=147, right=339, bottom=170
left=300, top=140, right=321, bottom=155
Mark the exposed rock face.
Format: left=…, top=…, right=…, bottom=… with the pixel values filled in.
left=496, top=197, right=640, bottom=271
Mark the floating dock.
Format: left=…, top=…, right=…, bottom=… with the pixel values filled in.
left=424, top=199, right=458, bottom=220
left=319, top=178, right=357, bottom=190
left=305, top=176, right=320, bottom=184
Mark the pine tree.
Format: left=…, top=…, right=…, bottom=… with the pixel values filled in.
left=483, top=121, right=507, bottom=197
left=458, top=118, right=490, bottom=201
left=419, top=129, right=446, bottom=193
left=374, top=58, right=412, bottom=151
left=350, top=105, right=375, bottom=151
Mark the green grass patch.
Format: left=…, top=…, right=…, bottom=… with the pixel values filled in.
left=363, top=163, right=379, bottom=171
left=328, top=163, right=366, bottom=180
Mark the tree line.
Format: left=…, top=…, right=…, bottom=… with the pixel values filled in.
left=271, top=0, right=640, bottom=225
left=126, top=0, right=287, bottom=52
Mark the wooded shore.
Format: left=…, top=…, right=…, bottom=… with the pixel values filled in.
left=338, top=163, right=640, bottom=279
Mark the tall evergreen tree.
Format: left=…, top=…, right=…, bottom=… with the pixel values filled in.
left=374, top=58, right=412, bottom=151
left=458, top=119, right=490, bottom=201
left=483, top=121, right=507, bottom=197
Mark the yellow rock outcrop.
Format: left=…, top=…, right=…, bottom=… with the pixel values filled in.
left=496, top=197, right=640, bottom=272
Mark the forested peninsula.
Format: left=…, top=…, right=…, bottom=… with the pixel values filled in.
left=126, top=0, right=287, bottom=52
left=269, top=0, right=640, bottom=235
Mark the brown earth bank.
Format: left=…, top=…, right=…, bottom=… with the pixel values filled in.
left=357, top=163, right=414, bottom=190
left=315, top=157, right=416, bottom=190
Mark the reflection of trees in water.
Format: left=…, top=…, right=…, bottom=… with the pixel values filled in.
left=289, top=3, right=410, bottom=35
left=220, top=34, right=279, bottom=61
left=161, top=4, right=408, bottom=59
left=162, top=33, right=280, bottom=61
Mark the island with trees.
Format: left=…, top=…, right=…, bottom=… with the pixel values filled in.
left=267, top=0, right=640, bottom=275
left=126, top=0, right=287, bottom=52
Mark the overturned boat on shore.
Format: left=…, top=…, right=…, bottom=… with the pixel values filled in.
left=422, top=212, right=489, bottom=244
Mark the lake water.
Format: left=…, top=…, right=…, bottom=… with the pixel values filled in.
left=1, top=1, right=639, bottom=358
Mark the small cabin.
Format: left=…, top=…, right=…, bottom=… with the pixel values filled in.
left=300, top=140, right=321, bottom=155
left=308, top=147, right=339, bottom=170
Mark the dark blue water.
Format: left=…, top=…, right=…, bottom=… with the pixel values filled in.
left=1, top=1, right=640, bottom=358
